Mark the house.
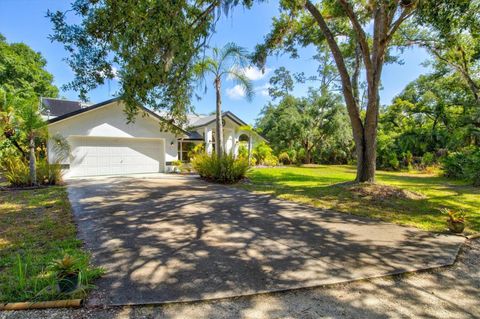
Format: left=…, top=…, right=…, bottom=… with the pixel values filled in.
left=44, top=97, right=261, bottom=177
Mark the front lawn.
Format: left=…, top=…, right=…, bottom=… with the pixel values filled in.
left=243, top=165, right=479, bottom=234
left=0, top=186, right=103, bottom=303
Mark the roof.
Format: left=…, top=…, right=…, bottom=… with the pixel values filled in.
left=189, top=111, right=248, bottom=128
left=43, top=97, right=262, bottom=140
left=47, top=97, right=189, bottom=134
left=41, top=98, right=84, bottom=117
left=47, top=97, right=122, bottom=124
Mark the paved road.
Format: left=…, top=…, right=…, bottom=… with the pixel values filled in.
left=66, top=174, right=464, bottom=306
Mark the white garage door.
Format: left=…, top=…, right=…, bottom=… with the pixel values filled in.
left=70, top=137, right=164, bottom=177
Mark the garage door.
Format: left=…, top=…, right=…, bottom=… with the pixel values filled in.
left=69, top=137, right=164, bottom=177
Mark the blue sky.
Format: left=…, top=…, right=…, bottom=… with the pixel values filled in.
left=0, top=0, right=431, bottom=124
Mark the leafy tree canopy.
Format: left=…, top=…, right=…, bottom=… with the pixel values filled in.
left=0, top=34, right=58, bottom=98
left=48, top=0, right=256, bottom=126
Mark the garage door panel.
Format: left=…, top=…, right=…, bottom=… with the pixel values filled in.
left=70, top=137, right=164, bottom=177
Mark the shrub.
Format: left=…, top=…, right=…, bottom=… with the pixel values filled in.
left=237, top=142, right=248, bottom=159
left=253, top=142, right=272, bottom=164
left=296, top=148, right=306, bottom=164
left=421, top=152, right=435, bottom=167
left=278, top=152, right=291, bottom=165
left=192, top=153, right=249, bottom=183
left=2, top=157, right=31, bottom=186
left=286, top=149, right=297, bottom=164
left=1, top=156, right=63, bottom=187
left=442, top=147, right=480, bottom=186
left=172, top=159, right=182, bottom=167
left=37, top=159, right=63, bottom=185
left=187, top=143, right=205, bottom=159
left=263, top=154, right=279, bottom=166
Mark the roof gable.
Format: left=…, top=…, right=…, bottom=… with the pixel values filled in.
left=47, top=97, right=188, bottom=134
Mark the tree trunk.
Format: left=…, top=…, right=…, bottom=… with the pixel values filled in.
left=247, top=133, right=252, bottom=165
left=29, top=134, right=37, bottom=185
left=215, top=78, right=224, bottom=157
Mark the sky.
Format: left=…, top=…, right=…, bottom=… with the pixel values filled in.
left=0, top=0, right=431, bottom=125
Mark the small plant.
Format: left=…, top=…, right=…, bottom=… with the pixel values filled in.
left=442, top=208, right=466, bottom=233
left=50, top=254, right=80, bottom=293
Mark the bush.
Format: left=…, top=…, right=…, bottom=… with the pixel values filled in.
left=36, top=159, right=63, bottom=185
left=2, top=157, right=31, bottom=186
left=192, top=153, right=249, bottom=183
left=172, top=159, right=182, bottom=167
left=237, top=142, right=248, bottom=159
left=278, top=152, right=291, bottom=165
left=442, top=147, right=480, bottom=186
left=263, top=154, right=279, bottom=166
left=296, top=148, right=306, bottom=164
left=286, top=149, right=297, bottom=164
left=187, top=143, right=205, bottom=159
left=1, top=156, right=63, bottom=187
left=421, top=152, right=435, bottom=167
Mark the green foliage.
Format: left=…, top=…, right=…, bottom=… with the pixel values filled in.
left=36, top=160, right=63, bottom=186
left=172, top=160, right=182, bottom=167
left=1, top=156, right=63, bottom=187
left=262, top=154, right=279, bottom=167
left=0, top=34, right=58, bottom=98
left=192, top=153, right=249, bottom=184
left=253, top=141, right=278, bottom=166
left=268, top=67, right=294, bottom=100
left=0, top=187, right=104, bottom=302
left=278, top=152, right=291, bottom=165
left=243, top=165, right=480, bottom=233
left=188, top=143, right=205, bottom=159
left=2, top=157, right=30, bottom=186
left=238, top=142, right=248, bottom=159
left=49, top=254, right=80, bottom=278
left=421, top=152, right=435, bottom=167
left=48, top=1, right=254, bottom=126
left=442, top=147, right=480, bottom=186
left=256, top=85, right=353, bottom=165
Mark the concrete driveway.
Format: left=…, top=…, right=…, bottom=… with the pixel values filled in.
left=66, top=175, right=464, bottom=306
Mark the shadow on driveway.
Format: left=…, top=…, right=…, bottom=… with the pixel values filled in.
left=66, top=175, right=464, bottom=306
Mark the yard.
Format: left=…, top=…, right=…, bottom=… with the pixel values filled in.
left=0, top=186, right=103, bottom=303
left=243, top=165, right=480, bottom=234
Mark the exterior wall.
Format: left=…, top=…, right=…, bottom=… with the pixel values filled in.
left=47, top=101, right=179, bottom=170
left=193, top=116, right=261, bottom=156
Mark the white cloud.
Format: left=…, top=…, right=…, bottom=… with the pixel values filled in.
left=243, top=66, right=271, bottom=81
left=228, top=66, right=271, bottom=81
left=226, top=85, right=246, bottom=99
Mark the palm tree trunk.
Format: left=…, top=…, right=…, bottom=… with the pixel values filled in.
left=215, top=78, right=224, bottom=158
left=29, top=134, right=37, bottom=185
left=247, top=133, right=252, bottom=165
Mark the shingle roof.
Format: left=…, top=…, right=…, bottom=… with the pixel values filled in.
left=41, top=98, right=84, bottom=117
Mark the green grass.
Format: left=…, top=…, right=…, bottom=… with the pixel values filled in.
left=0, top=186, right=104, bottom=303
left=242, top=165, right=480, bottom=234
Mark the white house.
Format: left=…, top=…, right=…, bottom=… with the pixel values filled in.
left=44, top=97, right=261, bottom=177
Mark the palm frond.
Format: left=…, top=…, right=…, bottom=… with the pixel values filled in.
left=218, top=42, right=250, bottom=72
left=228, top=69, right=255, bottom=101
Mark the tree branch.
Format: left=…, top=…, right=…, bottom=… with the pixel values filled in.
left=337, top=0, right=373, bottom=72
left=304, top=0, right=364, bottom=134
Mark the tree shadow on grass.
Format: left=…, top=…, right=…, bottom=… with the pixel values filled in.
left=245, top=169, right=479, bottom=233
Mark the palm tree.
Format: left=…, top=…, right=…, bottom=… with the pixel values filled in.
left=194, top=43, right=254, bottom=157
left=15, top=95, right=46, bottom=185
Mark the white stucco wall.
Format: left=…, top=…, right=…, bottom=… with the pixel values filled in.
left=194, top=117, right=253, bottom=156
left=47, top=101, right=179, bottom=167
